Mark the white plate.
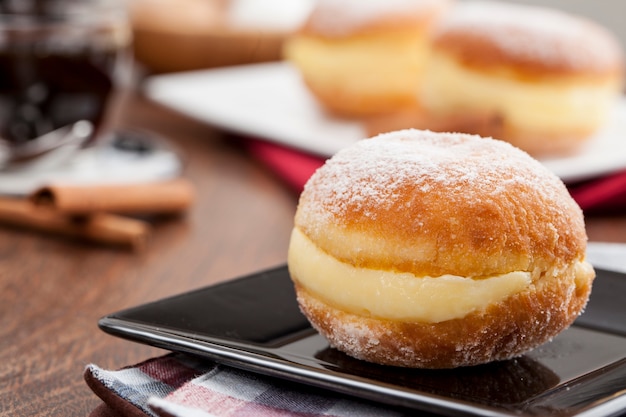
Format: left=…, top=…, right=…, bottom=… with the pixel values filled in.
left=145, top=62, right=626, bottom=183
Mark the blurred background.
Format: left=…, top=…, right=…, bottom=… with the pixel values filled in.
left=506, top=0, right=626, bottom=48
left=129, top=0, right=626, bottom=75
left=129, top=0, right=315, bottom=74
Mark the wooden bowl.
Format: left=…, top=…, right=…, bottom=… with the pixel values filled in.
left=129, top=0, right=292, bottom=73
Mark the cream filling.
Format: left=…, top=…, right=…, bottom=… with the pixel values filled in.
left=421, top=53, right=622, bottom=132
left=288, top=228, right=534, bottom=323
left=284, top=32, right=429, bottom=95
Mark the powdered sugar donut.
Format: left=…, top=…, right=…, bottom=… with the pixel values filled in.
left=420, top=1, right=624, bottom=156
left=284, top=0, right=452, bottom=117
left=288, top=129, right=595, bottom=368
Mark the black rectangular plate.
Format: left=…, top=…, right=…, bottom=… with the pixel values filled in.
left=99, top=265, right=626, bottom=417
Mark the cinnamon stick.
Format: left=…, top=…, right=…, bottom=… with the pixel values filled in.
left=30, top=178, right=195, bottom=215
left=0, top=198, right=149, bottom=249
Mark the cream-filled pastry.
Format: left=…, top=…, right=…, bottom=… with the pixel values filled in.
left=283, top=0, right=452, bottom=117
left=288, top=129, right=595, bottom=368
left=419, top=1, right=624, bottom=157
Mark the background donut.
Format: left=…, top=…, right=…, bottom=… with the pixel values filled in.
left=288, top=129, right=595, bottom=368
left=284, top=0, right=452, bottom=117
left=418, top=0, right=625, bottom=156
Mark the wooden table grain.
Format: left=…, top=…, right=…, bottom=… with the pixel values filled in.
left=1, top=92, right=625, bottom=416
left=0, top=92, right=298, bottom=416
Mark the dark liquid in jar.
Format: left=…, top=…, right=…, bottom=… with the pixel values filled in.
left=0, top=24, right=125, bottom=144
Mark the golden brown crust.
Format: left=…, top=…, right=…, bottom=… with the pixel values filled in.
left=289, top=130, right=594, bottom=368
left=456, top=112, right=595, bottom=157
left=430, top=2, right=624, bottom=78
left=284, top=25, right=433, bottom=117
left=295, top=131, right=587, bottom=279
left=299, top=0, right=451, bottom=38
left=364, top=108, right=595, bottom=157
left=302, top=73, right=422, bottom=118
left=414, top=2, right=625, bottom=157
left=294, top=261, right=593, bottom=368
left=433, top=33, right=624, bottom=80
left=285, top=0, right=452, bottom=117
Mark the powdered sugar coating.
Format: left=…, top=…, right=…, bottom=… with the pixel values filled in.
left=303, top=0, right=449, bottom=37
left=300, top=129, right=566, bottom=226
left=296, top=128, right=587, bottom=279
left=433, top=0, right=624, bottom=74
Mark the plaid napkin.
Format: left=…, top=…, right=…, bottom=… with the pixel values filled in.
left=85, top=353, right=411, bottom=417
left=245, top=139, right=626, bottom=215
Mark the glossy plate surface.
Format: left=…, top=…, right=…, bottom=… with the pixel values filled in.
left=100, top=265, right=626, bottom=417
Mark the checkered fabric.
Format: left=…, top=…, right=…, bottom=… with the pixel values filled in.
left=85, top=353, right=410, bottom=417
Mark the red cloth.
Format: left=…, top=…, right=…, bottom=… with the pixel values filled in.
left=246, top=139, right=626, bottom=214
left=245, top=140, right=325, bottom=194
left=568, top=169, right=626, bottom=214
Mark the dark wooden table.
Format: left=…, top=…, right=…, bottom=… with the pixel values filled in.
left=1, top=92, right=625, bottom=416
